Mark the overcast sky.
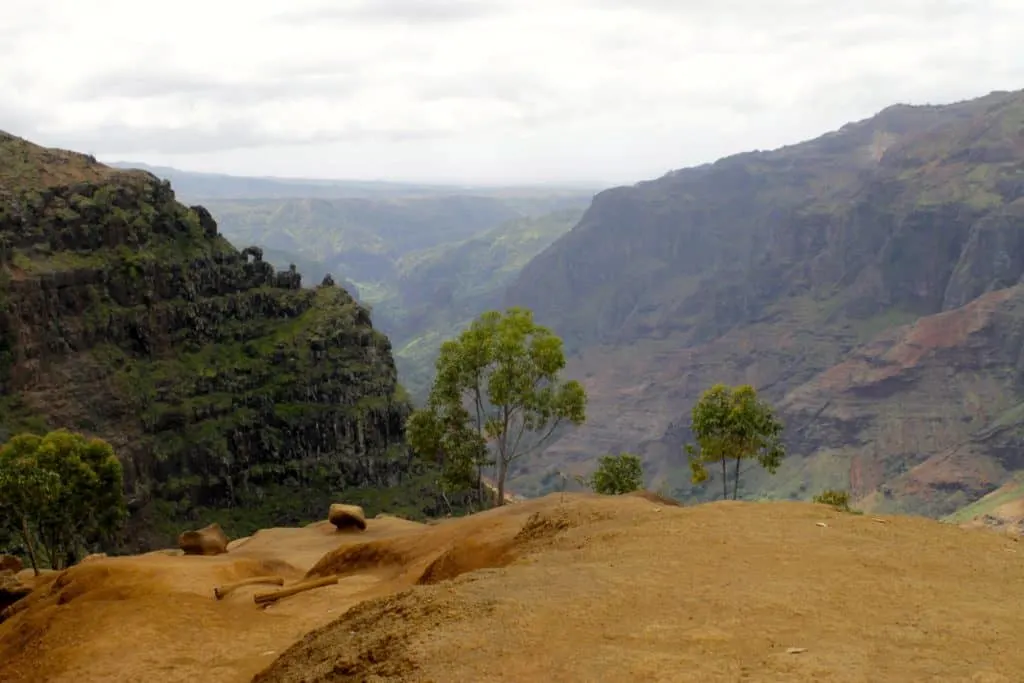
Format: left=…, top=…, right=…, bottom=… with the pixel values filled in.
left=2, top=0, right=1021, bottom=184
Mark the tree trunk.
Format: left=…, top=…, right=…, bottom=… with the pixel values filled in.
left=475, top=464, right=482, bottom=504
left=733, top=456, right=742, bottom=500
left=253, top=575, right=339, bottom=606
left=721, top=458, right=728, bottom=500
left=19, top=516, right=41, bottom=577
left=496, top=457, right=507, bottom=507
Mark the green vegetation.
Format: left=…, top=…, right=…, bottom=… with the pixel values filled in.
left=587, top=453, right=644, bottom=495
left=0, top=430, right=125, bottom=573
left=685, top=384, right=785, bottom=500
left=407, top=307, right=587, bottom=506
left=813, top=489, right=852, bottom=511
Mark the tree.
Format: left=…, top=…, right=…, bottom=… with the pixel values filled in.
left=0, top=448, right=59, bottom=575
left=407, top=307, right=587, bottom=506
left=0, top=430, right=127, bottom=570
left=684, top=384, right=784, bottom=500
left=588, top=453, right=644, bottom=495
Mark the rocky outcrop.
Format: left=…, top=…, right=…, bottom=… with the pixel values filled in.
left=328, top=504, right=367, bottom=531
left=178, top=523, right=229, bottom=556
left=0, top=132, right=438, bottom=550
left=0, top=572, right=30, bottom=612
left=504, top=89, right=1024, bottom=515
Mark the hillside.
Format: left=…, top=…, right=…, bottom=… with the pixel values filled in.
left=121, top=164, right=595, bottom=400
left=376, top=207, right=584, bottom=399
left=505, top=88, right=1024, bottom=517
left=1, top=494, right=1021, bottom=682
left=0, top=132, right=452, bottom=550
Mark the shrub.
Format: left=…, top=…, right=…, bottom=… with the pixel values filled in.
left=589, top=453, right=644, bottom=495
left=813, top=489, right=851, bottom=510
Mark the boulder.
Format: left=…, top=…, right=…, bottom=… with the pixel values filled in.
left=0, top=572, right=31, bottom=612
left=177, top=523, right=229, bottom=556
left=328, top=504, right=367, bottom=531
left=0, top=555, right=23, bottom=573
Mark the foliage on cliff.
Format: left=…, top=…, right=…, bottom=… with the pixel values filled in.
left=0, top=131, right=455, bottom=549
left=504, top=89, right=1024, bottom=517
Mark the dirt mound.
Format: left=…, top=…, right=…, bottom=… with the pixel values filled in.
left=6, top=494, right=1024, bottom=682
left=0, top=516, right=424, bottom=683
left=307, top=496, right=589, bottom=586
left=625, top=488, right=683, bottom=506
left=257, top=496, right=1024, bottom=683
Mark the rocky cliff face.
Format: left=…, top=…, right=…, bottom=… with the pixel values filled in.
left=0, top=132, right=438, bottom=549
left=505, top=89, right=1024, bottom=516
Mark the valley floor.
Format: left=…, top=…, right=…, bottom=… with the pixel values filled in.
left=2, top=494, right=1022, bottom=682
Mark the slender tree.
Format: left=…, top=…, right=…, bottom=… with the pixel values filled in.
left=685, top=384, right=785, bottom=500
left=407, top=307, right=587, bottom=506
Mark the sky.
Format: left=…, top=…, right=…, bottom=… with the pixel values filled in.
left=2, top=0, right=1022, bottom=185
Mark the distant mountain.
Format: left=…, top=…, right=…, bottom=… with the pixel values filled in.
left=376, top=207, right=586, bottom=399
left=109, top=161, right=601, bottom=201
left=504, top=88, right=1024, bottom=519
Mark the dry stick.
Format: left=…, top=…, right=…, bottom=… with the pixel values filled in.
left=213, top=576, right=285, bottom=600
left=253, top=575, right=339, bottom=606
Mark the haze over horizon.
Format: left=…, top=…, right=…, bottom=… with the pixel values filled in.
left=3, top=0, right=1022, bottom=184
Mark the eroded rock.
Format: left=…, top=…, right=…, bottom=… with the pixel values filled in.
left=178, top=523, right=229, bottom=556
left=0, top=571, right=31, bottom=612
left=329, top=504, right=367, bottom=531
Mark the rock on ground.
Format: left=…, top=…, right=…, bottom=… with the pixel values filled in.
left=178, top=523, right=229, bottom=556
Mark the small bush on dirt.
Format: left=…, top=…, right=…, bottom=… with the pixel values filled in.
left=588, top=453, right=644, bottom=495
left=813, top=489, right=851, bottom=511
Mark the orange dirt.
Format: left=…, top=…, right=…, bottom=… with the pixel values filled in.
left=0, top=516, right=424, bottom=683
left=3, top=494, right=1024, bottom=683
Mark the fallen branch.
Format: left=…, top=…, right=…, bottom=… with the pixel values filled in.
left=254, top=575, right=339, bottom=606
left=214, top=576, right=285, bottom=600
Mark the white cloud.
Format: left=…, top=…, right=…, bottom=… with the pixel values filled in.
left=1, top=0, right=1021, bottom=183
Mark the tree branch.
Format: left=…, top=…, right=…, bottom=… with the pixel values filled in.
left=511, top=416, right=564, bottom=461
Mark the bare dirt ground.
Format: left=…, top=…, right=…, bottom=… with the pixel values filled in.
left=2, top=492, right=1023, bottom=683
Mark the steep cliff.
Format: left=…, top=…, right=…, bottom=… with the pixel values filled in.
left=0, top=132, right=440, bottom=549
left=505, top=89, right=1024, bottom=516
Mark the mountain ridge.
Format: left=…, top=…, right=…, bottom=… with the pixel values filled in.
left=0, top=131, right=451, bottom=549
left=504, top=88, right=1024, bottom=516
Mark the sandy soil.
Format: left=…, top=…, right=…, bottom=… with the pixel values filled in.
left=0, top=516, right=424, bottom=683
left=2, top=492, right=1023, bottom=683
